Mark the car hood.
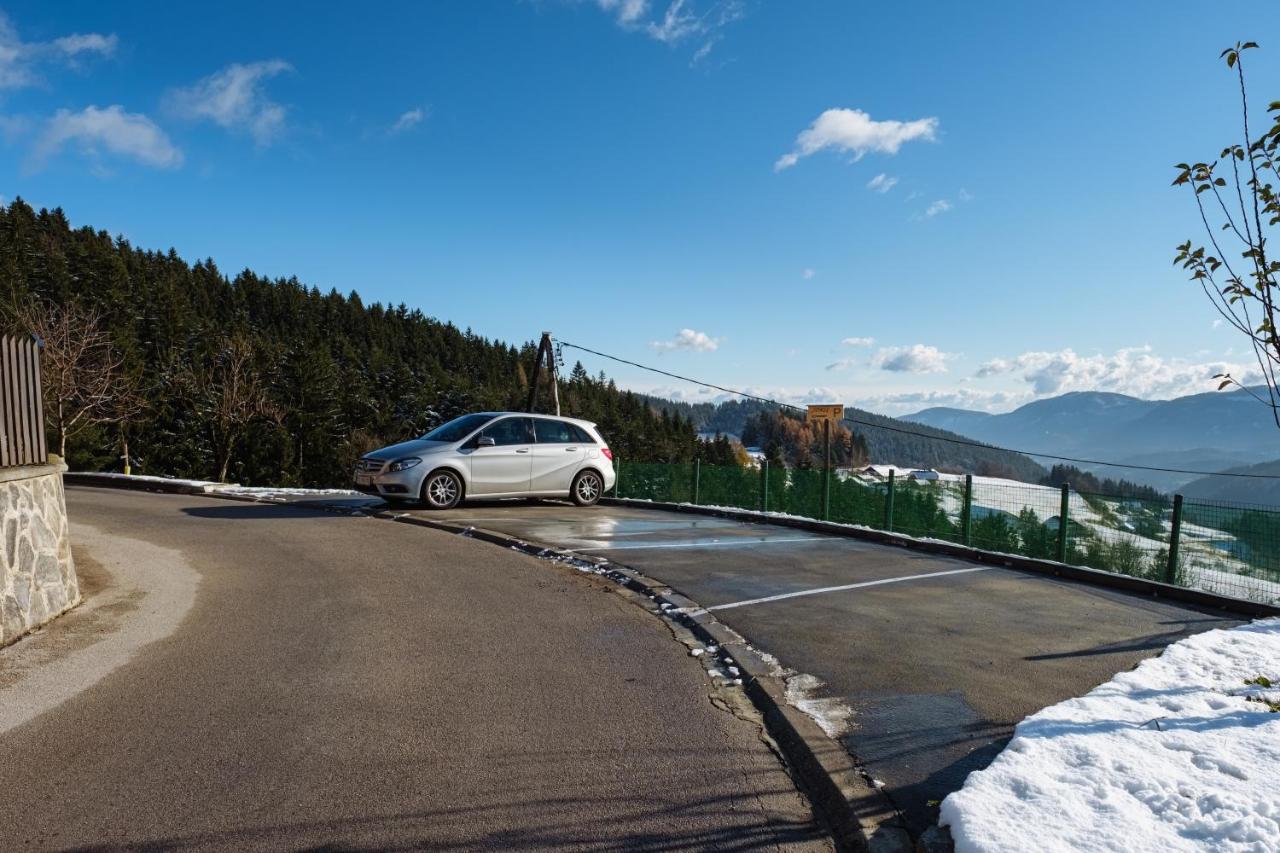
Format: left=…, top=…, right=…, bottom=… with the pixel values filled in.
left=363, top=439, right=451, bottom=461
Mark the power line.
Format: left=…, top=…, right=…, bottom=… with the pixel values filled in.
left=557, top=339, right=1280, bottom=482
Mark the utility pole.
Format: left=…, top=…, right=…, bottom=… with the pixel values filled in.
left=525, top=332, right=560, bottom=415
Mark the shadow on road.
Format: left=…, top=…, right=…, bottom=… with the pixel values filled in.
left=180, top=504, right=350, bottom=520
left=57, top=784, right=828, bottom=852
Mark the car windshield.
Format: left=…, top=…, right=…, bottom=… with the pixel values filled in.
left=420, top=413, right=496, bottom=442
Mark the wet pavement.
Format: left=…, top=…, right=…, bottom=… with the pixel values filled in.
left=253, top=495, right=1241, bottom=835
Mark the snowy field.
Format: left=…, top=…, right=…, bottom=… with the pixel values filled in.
left=893, top=473, right=1280, bottom=605
left=940, top=618, right=1280, bottom=853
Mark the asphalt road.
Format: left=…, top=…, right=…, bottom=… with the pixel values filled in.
left=0, top=487, right=831, bottom=852
left=395, top=500, right=1242, bottom=835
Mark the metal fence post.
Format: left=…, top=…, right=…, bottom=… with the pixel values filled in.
left=1057, top=483, right=1070, bottom=563
left=884, top=470, right=895, bottom=532
left=761, top=459, right=769, bottom=512
left=693, top=458, right=701, bottom=505
left=962, top=474, right=973, bottom=546
left=614, top=459, right=621, bottom=497
left=1166, top=494, right=1184, bottom=585
left=822, top=419, right=831, bottom=521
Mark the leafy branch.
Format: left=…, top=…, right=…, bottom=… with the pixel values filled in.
left=1173, top=41, right=1280, bottom=426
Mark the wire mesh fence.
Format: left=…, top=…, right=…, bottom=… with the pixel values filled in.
left=612, top=460, right=1280, bottom=607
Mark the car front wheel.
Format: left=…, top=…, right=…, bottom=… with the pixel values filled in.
left=421, top=469, right=463, bottom=509
left=571, top=470, right=604, bottom=507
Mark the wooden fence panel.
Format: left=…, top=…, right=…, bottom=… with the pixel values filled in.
left=0, top=335, right=47, bottom=468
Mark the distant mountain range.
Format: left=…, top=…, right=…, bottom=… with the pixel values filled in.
left=648, top=396, right=1048, bottom=482
left=904, top=388, right=1280, bottom=497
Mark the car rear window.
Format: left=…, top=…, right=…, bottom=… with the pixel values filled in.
left=534, top=419, right=574, bottom=443
left=569, top=424, right=596, bottom=444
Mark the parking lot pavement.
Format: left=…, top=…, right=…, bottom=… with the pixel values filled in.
left=388, top=499, right=1241, bottom=835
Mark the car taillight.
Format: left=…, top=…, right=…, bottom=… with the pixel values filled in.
left=601, top=447, right=613, bottom=461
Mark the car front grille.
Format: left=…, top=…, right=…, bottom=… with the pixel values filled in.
left=355, top=458, right=385, bottom=474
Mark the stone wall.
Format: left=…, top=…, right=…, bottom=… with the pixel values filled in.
left=0, top=462, right=79, bottom=647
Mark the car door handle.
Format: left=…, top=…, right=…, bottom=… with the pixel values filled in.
left=565, top=447, right=577, bottom=451
left=516, top=448, right=530, bottom=453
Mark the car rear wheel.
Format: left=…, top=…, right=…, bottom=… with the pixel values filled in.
left=421, top=469, right=463, bottom=509
left=571, top=470, right=603, bottom=507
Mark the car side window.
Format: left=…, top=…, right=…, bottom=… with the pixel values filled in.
left=534, top=419, right=574, bottom=444
left=569, top=424, right=595, bottom=444
left=482, top=417, right=533, bottom=446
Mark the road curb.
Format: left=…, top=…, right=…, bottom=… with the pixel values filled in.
left=599, top=498, right=1280, bottom=619
left=65, top=477, right=905, bottom=851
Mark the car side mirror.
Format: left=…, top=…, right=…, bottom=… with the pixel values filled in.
left=477, top=436, right=496, bottom=447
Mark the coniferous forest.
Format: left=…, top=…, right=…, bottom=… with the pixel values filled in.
left=0, top=200, right=706, bottom=486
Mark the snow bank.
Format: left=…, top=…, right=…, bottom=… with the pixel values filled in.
left=940, top=618, right=1280, bottom=853
left=214, top=486, right=367, bottom=500
left=76, top=472, right=225, bottom=489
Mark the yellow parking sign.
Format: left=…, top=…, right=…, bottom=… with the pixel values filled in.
left=806, top=404, right=844, bottom=425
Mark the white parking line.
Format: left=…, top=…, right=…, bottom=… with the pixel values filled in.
left=703, top=566, right=992, bottom=612
left=572, top=536, right=826, bottom=552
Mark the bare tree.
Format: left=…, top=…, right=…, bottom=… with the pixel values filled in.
left=106, top=374, right=148, bottom=474
left=1173, top=41, right=1280, bottom=426
left=11, top=299, right=132, bottom=458
left=190, top=336, right=284, bottom=482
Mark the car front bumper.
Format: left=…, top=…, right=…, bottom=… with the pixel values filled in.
left=353, top=466, right=424, bottom=497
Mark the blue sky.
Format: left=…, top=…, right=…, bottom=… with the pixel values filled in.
left=2, top=2, right=1278, bottom=415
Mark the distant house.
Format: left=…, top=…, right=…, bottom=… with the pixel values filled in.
left=860, top=464, right=910, bottom=480
left=909, top=469, right=941, bottom=482
left=1041, top=515, right=1090, bottom=538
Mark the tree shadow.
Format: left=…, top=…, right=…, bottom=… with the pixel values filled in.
left=180, top=504, right=354, bottom=520
left=57, top=782, right=829, bottom=852
left=1023, top=617, right=1238, bottom=662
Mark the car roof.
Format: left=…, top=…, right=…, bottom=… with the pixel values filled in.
left=477, top=411, right=598, bottom=430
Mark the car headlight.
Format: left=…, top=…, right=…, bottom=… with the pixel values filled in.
left=388, top=457, right=422, bottom=472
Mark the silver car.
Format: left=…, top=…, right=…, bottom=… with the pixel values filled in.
left=354, top=412, right=616, bottom=509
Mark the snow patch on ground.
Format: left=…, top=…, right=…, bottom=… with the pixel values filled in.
left=939, top=617, right=1280, bottom=853
left=76, top=472, right=224, bottom=488
left=215, top=486, right=368, bottom=499
left=784, top=672, right=854, bottom=738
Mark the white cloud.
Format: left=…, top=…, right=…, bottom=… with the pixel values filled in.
left=872, top=344, right=952, bottom=373
left=841, top=336, right=875, bottom=347
left=590, top=0, right=744, bottom=56
left=390, top=106, right=426, bottom=134
left=0, top=12, right=116, bottom=89
left=775, top=108, right=938, bottom=171
left=31, top=105, right=182, bottom=171
left=650, top=328, right=720, bottom=352
left=52, top=32, right=118, bottom=58
left=825, top=358, right=857, bottom=372
left=973, top=346, right=1262, bottom=398
left=596, top=0, right=649, bottom=24
left=866, top=173, right=898, bottom=193
left=166, top=60, right=292, bottom=146
left=925, top=199, right=952, bottom=217
left=802, top=268, right=816, bottom=280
